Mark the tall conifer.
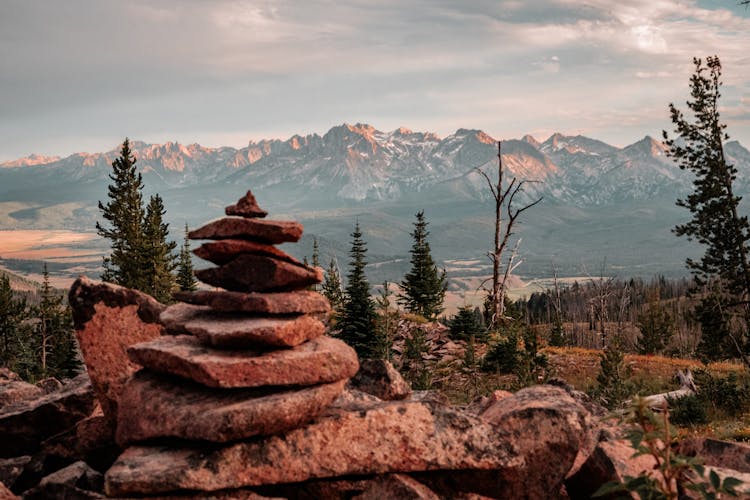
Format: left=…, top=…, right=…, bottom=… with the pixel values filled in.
left=177, top=223, right=198, bottom=292
left=664, top=56, right=750, bottom=363
left=35, top=264, right=81, bottom=379
left=96, top=138, right=145, bottom=288
left=0, top=274, right=31, bottom=375
left=141, top=194, right=177, bottom=303
left=337, top=222, right=378, bottom=358
left=399, top=210, right=447, bottom=319
left=322, top=258, right=344, bottom=310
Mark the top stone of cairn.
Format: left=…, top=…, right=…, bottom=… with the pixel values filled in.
left=225, top=190, right=268, bottom=218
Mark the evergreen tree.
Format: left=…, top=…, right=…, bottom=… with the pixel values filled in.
left=177, top=223, right=198, bottom=292
left=548, top=318, right=566, bottom=347
left=596, top=339, right=630, bottom=409
left=0, top=274, right=32, bottom=376
left=34, top=264, right=81, bottom=380
left=312, top=238, right=320, bottom=268
left=695, top=291, right=735, bottom=362
left=374, top=282, right=397, bottom=361
left=337, top=222, right=378, bottom=358
left=636, top=291, right=674, bottom=355
left=449, top=305, right=487, bottom=342
left=96, top=138, right=146, bottom=288
left=322, top=258, right=344, bottom=310
left=399, top=211, right=447, bottom=319
left=141, top=194, right=177, bottom=303
left=664, top=56, right=750, bottom=362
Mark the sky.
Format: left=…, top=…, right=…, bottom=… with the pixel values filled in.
left=2, top=0, right=750, bottom=161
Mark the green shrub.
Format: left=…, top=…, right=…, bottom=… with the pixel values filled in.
left=668, top=394, right=709, bottom=427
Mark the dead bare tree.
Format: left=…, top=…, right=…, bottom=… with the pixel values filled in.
left=477, top=141, right=542, bottom=329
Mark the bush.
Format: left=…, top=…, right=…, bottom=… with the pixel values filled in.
left=668, top=394, right=709, bottom=427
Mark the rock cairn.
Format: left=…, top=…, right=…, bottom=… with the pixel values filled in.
left=111, top=190, right=359, bottom=456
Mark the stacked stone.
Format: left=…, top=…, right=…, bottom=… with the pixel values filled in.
left=112, top=190, right=359, bottom=447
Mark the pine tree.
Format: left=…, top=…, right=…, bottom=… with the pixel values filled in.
left=695, top=290, right=735, bottom=362
left=636, top=290, right=674, bottom=355
left=96, top=138, right=146, bottom=288
left=34, top=264, right=81, bottom=380
left=374, top=281, right=398, bottom=361
left=312, top=238, right=320, bottom=268
left=449, top=305, right=487, bottom=342
left=337, top=222, right=378, bottom=358
left=596, top=339, right=630, bottom=409
left=0, top=274, right=32, bottom=376
left=664, top=56, right=750, bottom=363
left=399, top=210, right=447, bottom=319
left=176, top=223, right=198, bottom=292
left=322, top=258, right=344, bottom=310
left=141, top=194, right=177, bottom=303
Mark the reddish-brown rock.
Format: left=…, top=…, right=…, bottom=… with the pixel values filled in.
left=465, top=390, right=514, bottom=415
left=116, top=371, right=346, bottom=446
left=106, top=398, right=526, bottom=496
left=349, top=359, right=411, bottom=401
left=195, top=254, right=322, bottom=293
left=353, top=474, right=440, bottom=500
left=22, top=461, right=104, bottom=500
left=478, top=385, right=595, bottom=498
left=565, top=438, right=659, bottom=499
left=41, top=411, right=118, bottom=473
left=172, top=290, right=330, bottom=315
left=0, top=456, right=30, bottom=490
left=193, top=239, right=301, bottom=266
left=0, top=482, right=18, bottom=500
left=679, top=437, right=750, bottom=474
left=160, top=303, right=326, bottom=348
left=189, top=218, right=302, bottom=244
left=127, top=335, right=358, bottom=388
left=69, top=277, right=164, bottom=423
left=0, top=369, right=42, bottom=407
left=0, top=374, right=95, bottom=458
left=225, top=191, right=268, bottom=218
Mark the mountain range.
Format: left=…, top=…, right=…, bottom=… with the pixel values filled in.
left=2, top=123, right=749, bottom=283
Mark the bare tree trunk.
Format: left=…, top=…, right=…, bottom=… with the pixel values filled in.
left=477, top=141, right=542, bottom=329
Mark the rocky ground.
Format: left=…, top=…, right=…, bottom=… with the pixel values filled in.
left=3, top=191, right=750, bottom=499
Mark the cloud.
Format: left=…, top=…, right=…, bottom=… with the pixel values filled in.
left=1, top=0, right=750, bottom=160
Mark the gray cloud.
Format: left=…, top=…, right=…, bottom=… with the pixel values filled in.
left=1, top=0, right=750, bottom=160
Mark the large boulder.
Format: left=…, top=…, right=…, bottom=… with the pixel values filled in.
left=349, top=359, right=411, bottom=401
left=679, top=437, right=750, bottom=474
left=22, top=461, right=104, bottom=500
left=0, top=373, right=95, bottom=458
left=105, top=388, right=589, bottom=497
left=477, top=385, right=596, bottom=498
left=0, top=369, right=42, bottom=407
left=68, top=276, right=165, bottom=424
left=41, top=411, right=118, bottom=473
left=565, top=436, right=659, bottom=499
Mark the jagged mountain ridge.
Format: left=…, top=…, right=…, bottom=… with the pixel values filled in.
left=5, top=123, right=746, bottom=209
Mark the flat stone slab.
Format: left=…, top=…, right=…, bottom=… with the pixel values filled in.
left=172, top=290, right=330, bottom=315
left=225, top=190, right=268, bottom=218
left=160, top=303, right=326, bottom=347
left=127, top=335, right=359, bottom=388
left=193, top=239, right=301, bottom=266
left=115, top=371, right=346, bottom=446
left=196, top=254, right=322, bottom=293
left=105, top=397, right=526, bottom=497
left=189, top=218, right=302, bottom=244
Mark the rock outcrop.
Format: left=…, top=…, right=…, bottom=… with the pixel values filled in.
left=68, top=277, right=164, bottom=424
